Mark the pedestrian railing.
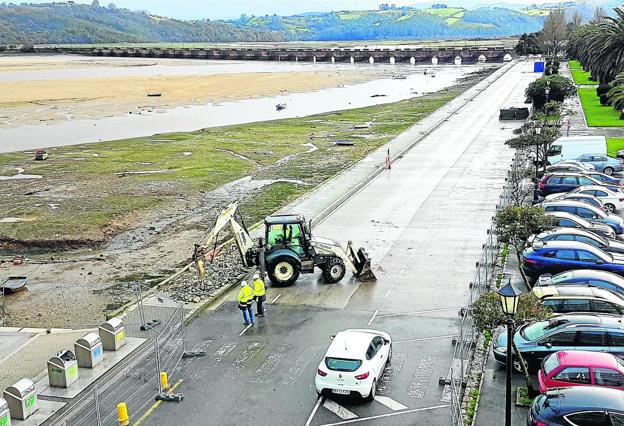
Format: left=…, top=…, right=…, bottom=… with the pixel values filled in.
left=45, top=303, right=185, bottom=426
left=448, top=150, right=529, bottom=425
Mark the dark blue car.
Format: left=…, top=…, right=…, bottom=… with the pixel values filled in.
left=528, top=386, right=624, bottom=426
left=539, top=173, right=619, bottom=196
left=584, top=171, right=622, bottom=186
left=522, top=241, right=624, bottom=280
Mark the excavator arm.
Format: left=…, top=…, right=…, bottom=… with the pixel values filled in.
left=310, top=237, right=376, bottom=281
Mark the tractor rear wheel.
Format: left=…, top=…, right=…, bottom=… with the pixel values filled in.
left=322, top=257, right=346, bottom=283
left=268, top=256, right=300, bottom=286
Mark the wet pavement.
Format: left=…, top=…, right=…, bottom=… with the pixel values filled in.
left=148, top=60, right=539, bottom=426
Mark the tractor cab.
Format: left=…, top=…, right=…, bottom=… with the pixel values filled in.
left=264, top=214, right=311, bottom=256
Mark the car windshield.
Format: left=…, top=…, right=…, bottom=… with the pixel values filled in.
left=520, top=319, right=569, bottom=341
left=617, top=357, right=624, bottom=369
left=543, top=354, right=560, bottom=375
left=552, top=272, right=572, bottom=284
left=325, top=357, right=362, bottom=372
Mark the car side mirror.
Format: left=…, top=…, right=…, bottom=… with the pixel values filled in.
left=596, top=260, right=605, bottom=265
left=330, top=335, right=335, bottom=340
left=383, top=339, right=390, bottom=345
left=545, top=342, right=552, bottom=349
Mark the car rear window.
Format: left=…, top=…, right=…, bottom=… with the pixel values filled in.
left=548, top=176, right=563, bottom=184
left=325, top=357, right=362, bottom=372
left=542, top=353, right=560, bottom=374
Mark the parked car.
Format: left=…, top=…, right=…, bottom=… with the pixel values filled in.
left=542, top=200, right=624, bottom=234
left=536, top=270, right=624, bottom=295
left=528, top=386, right=624, bottom=426
left=582, top=171, right=622, bottom=186
left=492, top=313, right=624, bottom=372
left=532, top=285, right=624, bottom=315
left=528, top=228, right=624, bottom=254
left=543, top=192, right=604, bottom=209
left=315, top=329, right=392, bottom=400
left=538, top=350, right=624, bottom=393
left=546, top=163, right=592, bottom=175
left=577, top=153, right=624, bottom=175
left=539, top=173, right=619, bottom=196
left=522, top=241, right=624, bottom=280
left=545, top=212, right=616, bottom=239
left=550, top=185, right=624, bottom=213
left=558, top=160, right=596, bottom=170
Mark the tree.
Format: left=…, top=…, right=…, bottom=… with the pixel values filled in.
left=570, top=9, right=583, bottom=28
left=91, top=0, right=99, bottom=7
left=473, top=291, right=552, bottom=396
left=525, top=75, right=576, bottom=110
left=594, top=6, right=607, bottom=22
left=507, top=125, right=561, bottom=176
left=606, top=73, right=624, bottom=115
left=515, top=32, right=542, bottom=55
left=539, top=9, right=568, bottom=54
left=494, top=206, right=555, bottom=287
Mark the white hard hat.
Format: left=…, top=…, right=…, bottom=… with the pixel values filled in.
left=253, top=273, right=260, bottom=279
left=241, top=281, right=247, bottom=287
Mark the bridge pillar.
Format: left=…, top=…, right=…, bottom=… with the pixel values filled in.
left=454, top=56, right=462, bottom=65
left=410, top=57, right=416, bottom=65
left=313, top=55, right=317, bottom=63
left=331, top=56, right=335, bottom=64
left=350, top=56, right=354, bottom=64
left=478, top=54, right=487, bottom=62
left=389, top=56, right=395, bottom=65
left=369, top=56, right=374, bottom=65
left=431, top=56, right=438, bottom=65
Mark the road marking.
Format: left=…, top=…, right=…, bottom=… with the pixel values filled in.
left=213, top=343, right=237, bottom=362
left=374, top=395, right=408, bottom=411
left=367, top=310, right=379, bottom=326
left=305, top=396, right=324, bottom=426
left=323, top=399, right=358, bottom=420
left=239, top=323, right=253, bottom=336
left=377, top=353, right=406, bottom=396
left=384, top=289, right=392, bottom=298
left=222, top=342, right=264, bottom=381
left=393, top=334, right=456, bottom=344
left=317, top=404, right=450, bottom=426
left=280, top=345, right=321, bottom=385
left=407, top=355, right=435, bottom=399
left=134, top=379, right=184, bottom=425
left=250, top=343, right=291, bottom=383
left=271, top=294, right=282, bottom=304
left=376, top=307, right=461, bottom=319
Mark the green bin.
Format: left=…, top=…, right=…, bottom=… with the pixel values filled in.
left=47, top=350, right=79, bottom=388
left=3, top=379, right=37, bottom=420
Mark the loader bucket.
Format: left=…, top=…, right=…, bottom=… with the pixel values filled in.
left=350, top=246, right=376, bottom=281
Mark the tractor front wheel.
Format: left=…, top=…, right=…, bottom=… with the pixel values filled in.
left=322, top=257, right=346, bottom=283
left=268, top=256, right=301, bottom=286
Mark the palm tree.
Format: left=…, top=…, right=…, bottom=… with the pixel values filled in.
left=607, top=72, right=624, bottom=111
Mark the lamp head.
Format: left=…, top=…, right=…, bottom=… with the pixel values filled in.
left=497, top=280, right=523, bottom=316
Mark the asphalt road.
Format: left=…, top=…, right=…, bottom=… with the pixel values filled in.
left=149, top=60, right=538, bottom=426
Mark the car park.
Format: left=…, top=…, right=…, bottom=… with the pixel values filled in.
left=522, top=241, right=624, bottom=279
left=577, top=153, right=624, bottom=175
left=538, top=350, right=624, bottom=393
left=528, top=228, right=624, bottom=254
left=315, top=329, right=392, bottom=400
left=528, top=386, right=624, bottom=426
left=545, top=212, right=616, bottom=239
left=542, top=192, right=604, bottom=209
left=536, top=269, right=624, bottom=295
left=538, top=173, right=618, bottom=196
left=549, top=185, right=624, bottom=213
left=492, top=313, right=624, bottom=372
left=532, top=285, right=624, bottom=315
left=541, top=200, right=624, bottom=234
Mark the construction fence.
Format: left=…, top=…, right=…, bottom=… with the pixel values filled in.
left=46, top=303, right=185, bottom=426
left=448, top=150, right=530, bottom=425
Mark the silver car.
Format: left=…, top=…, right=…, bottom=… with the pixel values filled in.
left=528, top=228, right=624, bottom=254
left=545, top=211, right=616, bottom=239
left=536, top=269, right=624, bottom=294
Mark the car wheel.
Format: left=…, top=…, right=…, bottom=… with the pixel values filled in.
left=365, top=380, right=376, bottom=401
left=387, top=344, right=392, bottom=365
left=605, top=203, right=616, bottom=213
left=604, top=167, right=615, bottom=176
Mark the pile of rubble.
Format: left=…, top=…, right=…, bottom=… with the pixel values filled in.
left=170, top=246, right=251, bottom=303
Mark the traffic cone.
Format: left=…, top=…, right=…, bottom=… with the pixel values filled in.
left=385, top=149, right=391, bottom=170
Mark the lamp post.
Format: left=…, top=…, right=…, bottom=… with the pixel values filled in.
left=498, top=280, right=523, bottom=426
left=545, top=80, right=551, bottom=105
left=532, top=121, right=542, bottom=203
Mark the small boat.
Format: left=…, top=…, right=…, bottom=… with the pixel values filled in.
left=34, top=149, right=48, bottom=160
left=276, top=103, right=287, bottom=111
left=2, top=276, right=28, bottom=294
left=147, top=92, right=162, bottom=97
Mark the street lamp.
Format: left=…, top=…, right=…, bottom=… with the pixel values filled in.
left=531, top=121, right=543, bottom=203
left=497, top=280, right=523, bottom=426
left=545, top=80, right=551, bottom=105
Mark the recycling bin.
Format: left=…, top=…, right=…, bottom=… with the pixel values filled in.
left=47, top=349, right=79, bottom=388
left=99, top=317, right=126, bottom=351
left=3, top=378, right=37, bottom=420
left=534, top=61, right=545, bottom=73
left=75, top=333, right=104, bottom=368
left=0, top=396, right=11, bottom=426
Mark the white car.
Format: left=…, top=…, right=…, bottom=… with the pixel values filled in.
left=315, top=329, right=392, bottom=400
left=548, top=185, right=624, bottom=213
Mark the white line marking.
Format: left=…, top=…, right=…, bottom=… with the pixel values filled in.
left=376, top=307, right=461, bottom=319
left=239, top=323, right=253, bottom=337
left=305, top=396, right=324, bottom=426
left=318, top=404, right=450, bottom=426
left=373, top=395, right=408, bottom=411
left=393, top=334, right=456, bottom=344
left=271, top=294, right=282, bottom=304
left=367, top=310, right=379, bottom=326
left=323, top=399, right=358, bottom=420
left=384, top=289, right=392, bottom=298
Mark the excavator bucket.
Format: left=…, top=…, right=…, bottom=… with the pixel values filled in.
left=349, top=246, right=376, bottom=281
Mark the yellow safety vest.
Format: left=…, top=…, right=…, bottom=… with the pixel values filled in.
left=237, top=286, right=254, bottom=304
left=253, top=279, right=266, bottom=297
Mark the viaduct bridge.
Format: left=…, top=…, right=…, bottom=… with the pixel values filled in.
left=37, top=45, right=515, bottom=64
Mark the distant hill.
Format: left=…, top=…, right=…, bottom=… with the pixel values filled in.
left=0, top=2, right=284, bottom=44
left=229, top=6, right=546, bottom=41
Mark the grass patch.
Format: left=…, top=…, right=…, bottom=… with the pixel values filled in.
left=608, top=137, right=624, bottom=157
left=484, top=330, right=493, bottom=347
left=568, top=60, right=598, bottom=86
left=578, top=88, right=624, bottom=127
left=422, top=7, right=464, bottom=17
left=517, top=386, right=533, bottom=406
left=465, top=376, right=482, bottom=426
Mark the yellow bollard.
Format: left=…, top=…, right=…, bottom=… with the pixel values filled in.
left=117, top=402, right=129, bottom=426
left=160, top=371, right=169, bottom=391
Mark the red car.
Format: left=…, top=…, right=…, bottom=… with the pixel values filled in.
left=538, top=350, right=624, bottom=393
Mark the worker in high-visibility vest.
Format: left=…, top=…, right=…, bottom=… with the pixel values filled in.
left=237, top=281, right=255, bottom=326
left=253, top=273, right=266, bottom=317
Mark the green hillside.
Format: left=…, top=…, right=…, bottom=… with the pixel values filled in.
left=0, top=2, right=283, bottom=44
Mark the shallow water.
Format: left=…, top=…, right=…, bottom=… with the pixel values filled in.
left=0, top=59, right=487, bottom=153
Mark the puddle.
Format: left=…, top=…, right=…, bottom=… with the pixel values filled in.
left=0, top=174, right=42, bottom=180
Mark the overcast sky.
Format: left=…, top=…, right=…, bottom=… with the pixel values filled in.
left=23, top=0, right=552, bottom=19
